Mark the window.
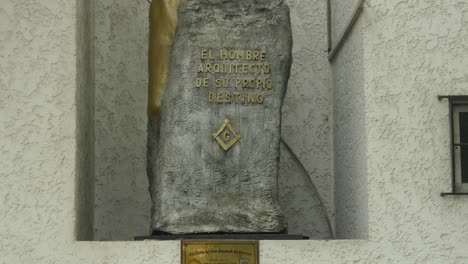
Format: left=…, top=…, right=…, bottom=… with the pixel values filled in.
left=440, top=96, right=468, bottom=196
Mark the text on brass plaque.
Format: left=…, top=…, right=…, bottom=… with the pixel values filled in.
left=182, top=240, right=258, bottom=264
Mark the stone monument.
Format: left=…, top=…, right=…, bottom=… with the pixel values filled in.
left=147, top=0, right=292, bottom=235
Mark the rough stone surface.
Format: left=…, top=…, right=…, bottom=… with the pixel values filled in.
left=148, top=0, right=292, bottom=234
left=94, top=0, right=334, bottom=240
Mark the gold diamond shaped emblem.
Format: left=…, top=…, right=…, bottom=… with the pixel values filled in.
left=213, top=119, right=241, bottom=151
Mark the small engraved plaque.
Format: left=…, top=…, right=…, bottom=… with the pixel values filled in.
left=181, top=241, right=258, bottom=264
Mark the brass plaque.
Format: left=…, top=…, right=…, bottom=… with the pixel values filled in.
left=182, top=240, right=258, bottom=264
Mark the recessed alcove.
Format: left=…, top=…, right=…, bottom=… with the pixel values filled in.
left=75, top=0, right=368, bottom=241
left=8, top=0, right=468, bottom=262
left=330, top=0, right=368, bottom=239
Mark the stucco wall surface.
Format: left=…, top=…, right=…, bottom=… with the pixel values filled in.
left=94, top=0, right=151, bottom=241
left=280, top=0, right=334, bottom=238
left=94, top=0, right=334, bottom=240
left=0, top=0, right=84, bottom=261
left=332, top=12, right=368, bottom=239
left=3, top=0, right=468, bottom=263
left=362, top=0, right=468, bottom=262
left=330, top=0, right=361, bottom=45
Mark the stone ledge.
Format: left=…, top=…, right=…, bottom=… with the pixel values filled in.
left=134, top=234, right=308, bottom=241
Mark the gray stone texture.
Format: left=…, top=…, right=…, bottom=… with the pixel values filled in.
left=148, top=0, right=293, bottom=234
left=93, top=0, right=333, bottom=240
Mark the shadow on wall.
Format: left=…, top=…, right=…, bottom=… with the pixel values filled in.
left=93, top=0, right=150, bottom=240
left=75, top=0, right=95, bottom=241
left=331, top=5, right=368, bottom=239
left=279, top=143, right=333, bottom=239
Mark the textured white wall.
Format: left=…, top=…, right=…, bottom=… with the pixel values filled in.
left=3, top=0, right=468, bottom=263
left=280, top=0, right=334, bottom=239
left=93, top=0, right=334, bottom=240
left=0, top=0, right=86, bottom=260
left=331, top=0, right=368, bottom=239
left=330, top=0, right=360, bottom=44
left=363, top=1, right=468, bottom=261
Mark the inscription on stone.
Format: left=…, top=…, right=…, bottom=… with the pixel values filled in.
left=147, top=0, right=292, bottom=235
left=195, top=49, right=272, bottom=105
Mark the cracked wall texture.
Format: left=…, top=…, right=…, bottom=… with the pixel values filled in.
left=3, top=0, right=468, bottom=263
left=94, top=0, right=334, bottom=240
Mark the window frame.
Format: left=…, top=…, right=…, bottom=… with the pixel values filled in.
left=453, top=103, right=468, bottom=192
left=440, top=95, right=468, bottom=196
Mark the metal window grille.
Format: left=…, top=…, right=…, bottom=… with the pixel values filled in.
left=439, top=96, right=468, bottom=196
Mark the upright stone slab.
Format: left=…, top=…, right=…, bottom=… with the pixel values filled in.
left=148, top=0, right=292, bottom=234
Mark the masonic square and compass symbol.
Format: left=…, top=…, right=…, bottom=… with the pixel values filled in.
left=213, top=119, right=241, bottom=151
